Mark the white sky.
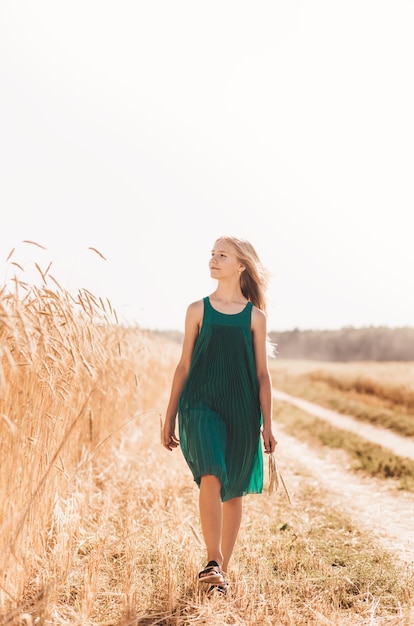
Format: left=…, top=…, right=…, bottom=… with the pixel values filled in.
left=1, top=1, right=413, bottom=332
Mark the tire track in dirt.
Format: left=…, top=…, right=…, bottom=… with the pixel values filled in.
left=273, top=390, right=414, bottom=567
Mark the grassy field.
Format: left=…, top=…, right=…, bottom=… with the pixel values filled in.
left=270, top=359, right=414, bottom=491
left=1, top=287, right=413, bottom=624
left=274, top=402, right=414, bottom=492
left=270, top=359, right=414, bottom=437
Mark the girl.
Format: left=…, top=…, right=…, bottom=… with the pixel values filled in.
left=162, top=236, right=277, bottom=594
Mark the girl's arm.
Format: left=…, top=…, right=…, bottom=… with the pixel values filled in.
left=162, top=300, right=203, bottom=451
left=251, top=307, right=278, bottom=454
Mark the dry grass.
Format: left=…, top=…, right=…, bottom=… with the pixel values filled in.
left=4, top=398, right=412, bottom=625
left=1, top=275, right=413, bottom=624
left=270, top=359, right=414, bottom=436
left=270, top=359, right=414, bottom=395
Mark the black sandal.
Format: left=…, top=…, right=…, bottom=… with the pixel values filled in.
left=207, top=583, right=228, bottom=597
left=198, top=560, right=224, bottom=584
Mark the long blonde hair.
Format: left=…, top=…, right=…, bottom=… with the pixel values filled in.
left=217, top=236, right=270, bottom=314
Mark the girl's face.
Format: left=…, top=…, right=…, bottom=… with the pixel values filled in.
left=209, top=239, right=244, bottom=279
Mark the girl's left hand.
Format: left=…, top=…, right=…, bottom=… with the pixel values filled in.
left=262, top=425, right=278, bottom=454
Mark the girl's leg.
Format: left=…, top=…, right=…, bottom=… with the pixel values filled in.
left=221, top=496, right=243, bottom=572
left=199, top=475, right=223, bottom=566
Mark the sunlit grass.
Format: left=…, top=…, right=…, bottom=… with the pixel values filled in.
left=270, top=359, right=414, bottom=436
left=12, top=405, right=412, bottom=625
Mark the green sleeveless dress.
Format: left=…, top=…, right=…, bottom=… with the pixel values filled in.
left=178, top=296, right=263, bottom=501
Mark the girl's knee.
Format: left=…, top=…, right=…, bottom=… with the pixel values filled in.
left=200, top=474, right=222, bottom=491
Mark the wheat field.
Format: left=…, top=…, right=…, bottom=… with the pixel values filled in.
left=1, top=280, right=413, bottom=625
left=0, top=278, right=178, bottom=624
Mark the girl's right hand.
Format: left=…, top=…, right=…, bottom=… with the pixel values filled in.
left=262, top=424, right=278, bottom=454
left=162, top=418, right=180, bottom=451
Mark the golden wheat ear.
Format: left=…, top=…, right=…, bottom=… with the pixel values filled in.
left=268, top=453, right=293, bottom=505
left=268, top=452, right=279, bottom=494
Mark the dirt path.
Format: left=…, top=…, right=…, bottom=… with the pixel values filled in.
left=273, top=389, right=414, bottom=461
left=273, top=390, right=414, bottom=567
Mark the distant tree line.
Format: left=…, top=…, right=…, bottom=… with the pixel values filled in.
left=269, top=327, right=414, bottom=361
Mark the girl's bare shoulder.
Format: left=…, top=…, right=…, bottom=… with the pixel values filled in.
left=187, top=298, right=204, bottom=313
left=251, top=305, right=266, bottom=321
left=251, top=305, right=267, bottom=331
left=186, top=299, right=204, bottom=324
